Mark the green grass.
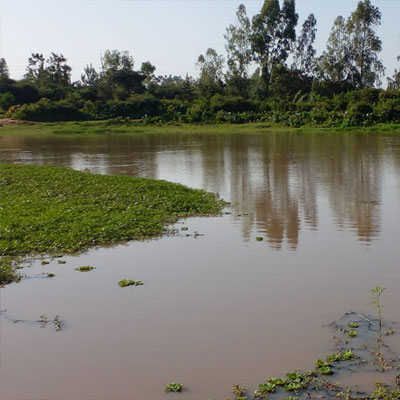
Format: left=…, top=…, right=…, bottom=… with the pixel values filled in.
left=0, top=256, right=21, bottom=286
left=1, top=120, right=400, bottom=137
left=0, top=164, right=224, bottom=258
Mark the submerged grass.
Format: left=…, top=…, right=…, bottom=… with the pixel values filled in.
left=0, top=164, right=224, bottom=258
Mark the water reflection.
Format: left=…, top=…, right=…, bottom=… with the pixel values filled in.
left=0, top=131, right=390, bottom=247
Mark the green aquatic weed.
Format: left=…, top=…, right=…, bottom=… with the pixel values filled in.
left=75, top=266, right=95, bottom=272
left=348, top=321, right=359, bottom=328
left=370, top=286, right=385, bottom=333
left=165, top=382, right=183, bottom=392
left=326, top=350, right=355, bottom=363
left=118, top=279, right=143, bottom=287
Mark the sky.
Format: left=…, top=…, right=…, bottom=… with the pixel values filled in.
left=0, top=0, right=399, bottom=84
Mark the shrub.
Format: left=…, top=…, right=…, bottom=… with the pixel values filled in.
left=7, top=98, right=88, bottom=122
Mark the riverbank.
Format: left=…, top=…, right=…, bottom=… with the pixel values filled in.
left=1, top=120, right=400, bottom=136
left=0, top=164, right=224, bottom=285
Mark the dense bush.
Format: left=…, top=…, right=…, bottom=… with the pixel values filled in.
left=7, top=98, right=88, bottom=122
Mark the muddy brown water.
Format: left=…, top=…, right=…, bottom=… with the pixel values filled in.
left=1, top=131, right=400, bottom=400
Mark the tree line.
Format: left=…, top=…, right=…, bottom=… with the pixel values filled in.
left=0, top=0, right=399, bottom=127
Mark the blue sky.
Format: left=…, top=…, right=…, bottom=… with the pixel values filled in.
left=1, top=0, right=399, bottom=83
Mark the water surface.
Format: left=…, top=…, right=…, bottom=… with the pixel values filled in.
left=1, top=131, right=400, bottom=399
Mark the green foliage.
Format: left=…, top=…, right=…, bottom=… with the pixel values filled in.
left=75, top=266, right=96, bottom=272
left=7, top=98, right=88, bottom=122
left=0, top=256, right=21, bottom=286
left=348, top=321, right=359, bottom=329
left=326, top=350, right=355, bottom=363
left=315, top=360, right=334, bottom=375
left=0, top=164, right=224, bottom=257
left=165, top=382, right=183, bottom=393
left=371, top=382, right=400, bottom=399
left=2, top=1, right=398, bottom=128
left=267, top=377, right=287, bottom=386
left=118, top=279, right=143, bottom=287
left=0, top=92, right=16, bottom=111
left=284, top=371, right=311, bottom=393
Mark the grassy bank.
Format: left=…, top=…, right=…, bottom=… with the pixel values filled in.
left=0, top=164, right=223, bottom=284
left=1, top=120, right=400, bottom=136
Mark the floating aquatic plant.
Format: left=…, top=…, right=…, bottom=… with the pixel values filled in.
left=75, top=266, right=96, bottom=272
left=232, top=384, right=246, bottom=399
left=348, top=321, right=359, bottom=328
left=165, top=382, right=183, bottom=392
left=326, top=350, right=355, bottom=363
left=118, top=279, right=143, bottom=287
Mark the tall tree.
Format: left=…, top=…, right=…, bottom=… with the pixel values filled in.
left=224, top=4, right=252, bottom=95
left=346, top=0, right=384, bottom=87
left=387, top=43, right=400, bottom=90
left=292, top=13, right=317, bottom=77
left=0, top=58, right=10, bottom=79
left=140, top=61, right=156, bottom=87
left=316, top=16, right=355, bottom=85
left=387, top=58, right=400, bottom=90
left=46, top=53, right=71, bottom=87
left=80, top=64, right=99, bottom=87
left=25, top=53, right=46, bottom=84
left=251, top=0, right=298, bottom=89
left=196, top=48, right=225, bottom=97
left=98, top=50, right=145, bottom=99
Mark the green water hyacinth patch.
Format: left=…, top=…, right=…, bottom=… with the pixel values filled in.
left=254, top=382, right=276, bottom=397
left=75, top=266, right=96, bottom=272
left=118, top=279, right=143, bottom=287
left=348, top=321, right=360, bottom=328
left=0, top=164, right=224, bottom=259
left=326, top=350, right=355, bottom=363
left=165, top=382, right=183, bottom=392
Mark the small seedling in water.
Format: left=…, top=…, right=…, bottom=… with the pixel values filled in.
left=75, top=266, right=96, bottom=272
left=165, top=382, right=183, bottom=392
left=47, top=273, right=55, bottom=278
left=181, top=227, right=188, bottom=231
left=370, top=286, right=385, bottom=333
left=58, top=260, right=66, bottom=264
left=118, top=279, right=143, bottom=287
left=347, top=330, right=358, bottom=338
left=41, top=260, right=50, bottom=265
left=256, top=236, right=263, bottom=241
